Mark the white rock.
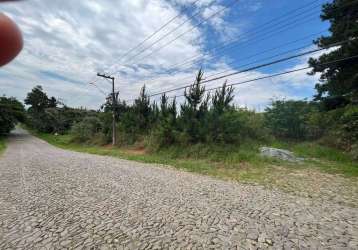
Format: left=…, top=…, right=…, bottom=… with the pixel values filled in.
left=260, top=147, right=303, bottom=162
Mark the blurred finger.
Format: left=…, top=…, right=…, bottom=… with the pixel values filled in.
left=0, top=13, right=23, bottom=66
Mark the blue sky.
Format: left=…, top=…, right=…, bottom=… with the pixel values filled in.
left=0, top=0, right=331, bottom=110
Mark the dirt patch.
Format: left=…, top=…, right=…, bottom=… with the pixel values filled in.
left=122, top=147, right=147, bottom=155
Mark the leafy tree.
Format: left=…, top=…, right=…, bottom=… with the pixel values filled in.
left=0, top=96, right=25, bottom=135
left=264, top=100, right=317, bottom=140
left=308, top=0, right=358, bottom=109
left=25, top=85, right=55, bottom=112
left=25, top=85, right=57, bottom=132
left=48, top=96, right=58, bottom=108
left=101, top=93, right=128, bottom=120
left=25, top=86, right=96, bottom=133
left=339, top=105, right=358, bottom=148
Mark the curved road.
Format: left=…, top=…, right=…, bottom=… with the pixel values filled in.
left=0, top=129, right=357, bottom=249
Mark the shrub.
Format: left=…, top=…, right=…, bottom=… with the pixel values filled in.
left=340, top=105, right=358, bottom=147
left=264, top=100, right=317, bottom=140
left=236, top=109, right=270, bottom=142
left=206, top=110, right=241, bottom=144
left=70, top=116, right=102, bottom=143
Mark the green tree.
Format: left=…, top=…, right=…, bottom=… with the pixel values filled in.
left=152, top=94, right=178, bottom=146
left=0, top=96, right=25, bottom=135
left=25, top=86, right=94, bottom=133
left=101, top=93, right=128, bottom=120
left=264, top=100, right=317, bottom=140
left=308, top=0, right=358, bottom=109
left=208, top=81, right=239, bottom=143
left=70, top=116, right=103, bottom=143
left=133, top=85, right=152, bottom=131
left=24, top=85, right=55, bottom=112
left=180, top=70, right=209, bottom=143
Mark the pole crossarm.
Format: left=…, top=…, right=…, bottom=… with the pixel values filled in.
left=97, top=73, right=115, bottom=80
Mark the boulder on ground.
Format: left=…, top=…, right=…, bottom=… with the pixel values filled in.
left=260, top=147, right=304, bottom=162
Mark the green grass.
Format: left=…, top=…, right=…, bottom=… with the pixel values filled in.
left=23, top=129, right=358, bottom=205
left=31, top=130, right=358, bottom=180
left=267, top=140, right=358, bottom=176
left=0, top=137, right=6, bottom=155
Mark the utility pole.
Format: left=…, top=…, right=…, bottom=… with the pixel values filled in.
left=97, top=73, right=116, bottom=146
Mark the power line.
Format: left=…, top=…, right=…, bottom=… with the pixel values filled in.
left=89, top=0, right=204, bottom=85
left=116, top=0, right=202, bottom=62
left=122, top=0, right=356, bottom=88
left=91, top=1, right=356, bottom=102
left=126, top=4, right=324, bottom=87
left=127, top=0, right=324, bottom=85
left=167, top=0, right=323, bottom=70
left=90, top=0, right=322, bottom=86
left=201, top=34, right=321, bottom=80
left=174, top=13, right=320, bottom=70
left=120, top=0, right=216, bottom=64
left=124, top=54, right=358, bottom=103
left=145, top=39, right=350, bottom=97
left=137, top=17, right=325, bottom=87
left=89, top=82, right=108, bottom=96
left=132, top=0, right=240, bottom=63
left=170, top=54, right=358, bottom=99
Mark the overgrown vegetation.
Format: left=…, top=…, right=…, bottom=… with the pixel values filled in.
left=23, top=75, right=357, bottom=176
left=0, top=137, right=6, bottom=155
left=0, top=96, right=25, bottom=135
left=24, top=85, right=98, bottom=134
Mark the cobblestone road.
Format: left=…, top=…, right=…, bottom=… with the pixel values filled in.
left=0, top=129, right=357, bottom=249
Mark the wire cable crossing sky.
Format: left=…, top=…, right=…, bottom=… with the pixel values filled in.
left=1, top=0, right=350, bottom=110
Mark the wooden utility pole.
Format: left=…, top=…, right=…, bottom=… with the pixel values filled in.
left=97, top=73, right=116, bottom=145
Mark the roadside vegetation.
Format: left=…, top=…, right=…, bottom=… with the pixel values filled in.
left=0, top=137, right=5, bottom=155
left=0, top=96, right=25, bottom=154
left=0, top=95, right=25, bottom=156
left=29, top=128, right=358, bottom=205
left=0, top=96, right=25, bottom=135
left=1, top=0, right=357, bottom=196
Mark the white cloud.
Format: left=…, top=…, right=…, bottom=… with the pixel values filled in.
left=0, top=0, right=207, bottom=108
left=0, top=0, right=321, bottom=111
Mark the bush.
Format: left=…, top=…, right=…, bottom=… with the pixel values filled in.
left=264, top=100, right=317, bottom=140
left=340, top=105, right=358, bottom=147
left=236, top=109, right=270, bottom=142
left=70, top=116, right=103, bottom=143
left=206, top=110, right=241, bottom=144
left=319, top=105, right=358, bottom=151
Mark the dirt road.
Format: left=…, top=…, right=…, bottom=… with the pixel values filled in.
left=0, top=129, right=357, bottom=249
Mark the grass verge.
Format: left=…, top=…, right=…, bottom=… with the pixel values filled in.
left=0, top=137, right=5, bottom=155
left=28, top=130, right=358, bottom=205
left=32, top=130, right=358, bottom=178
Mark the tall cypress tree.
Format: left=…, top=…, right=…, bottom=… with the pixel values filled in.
left=308, top=0, right=358, bottom=109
